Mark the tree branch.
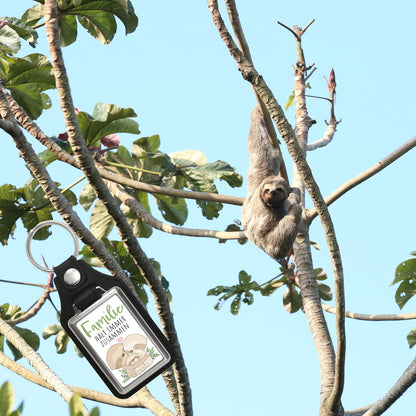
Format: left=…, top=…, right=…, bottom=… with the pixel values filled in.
left=307, top=136, right=416, bottom=222
left=0, top=318, right=88, bottom=414
left=3, top=85, right=244, bottom=208
left=207, top=2, right=345, bottom=413
left=306, top=118, right=337, bottom=151
left=322, top=303, right=416, bottom=321
left=0, top=101, right=128, bottom=283
left=106, top=180, right=245, bottom=240
left=7, top=285, right=54, bottom=326
left=224, top=0, right=289, bottom=181
left=0, top=351, right=174, bottom=415
left=44, top=2, right=191, bottom=413
left=361, top=356, right=416, bottom=416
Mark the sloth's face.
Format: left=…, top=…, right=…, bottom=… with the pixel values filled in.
left=261, top=181, right=289, bottom=207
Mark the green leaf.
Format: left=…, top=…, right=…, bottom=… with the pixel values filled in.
left=392, top=258, right=416, bottom=285
left=69, top=394, right=84, bottom=416
left=77, top=10, right=117, bottom=44
left=79, top=182, right=97, bottom=211
left=314, top=268, right=327, bottom=281
left=154, top=194, right=188, bottom=226
left=2, top=54, right=55, bottom=119
left=42, top=324, right=62, bottom=339
left=21, top=4, right=44, bottom=27
left=283, top=285, right=301, bottom=314
left=0, top=24, right=20, bottom=57
left=2, top=17, right=38, bottom=47
left=317, top=282, right=333, bottom=301
left=169, top=150, right=208, bottom=168
left=238, top=270, right=251, bottom=286
left=285, top=91, right=295, bottom=111
left=395, top=280, right=416, bottom=309
left=90, top=200, right=114, bottom=240
left=207, top=286, right=227, bottom=296
left=60, top=0, right=138, bottom=45
left=191, top=161, right=243, bottom=188
left=9, top=400, right=24, bottom=416
left=0, top=184, right=27, bottom=245
left=121, top=202, right=153, bottom=239
left=392, top=258, right=416, bottom=309
left=242, top=291, right=254, bottom=305
left=78, top=103, right=140, bottom=148
left=7, top=327, right=40, bottom=361
left=58, top=14, right=78, bottom=47
left=37, top=149, right=59, bottom=167
left=88, top=407, right=100, bottom=416
left=230, top=294, right=241, bottom=315
left=132, top=135, right=161, bottom=156
left=55, top=330, right=70, bottom=354
left=407, top=327, right=416, bottom=348
left=0, top=381, right=14, bottom=416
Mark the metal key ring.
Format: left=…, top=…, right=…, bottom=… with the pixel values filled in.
left=26, top=220, right=79, bottom=273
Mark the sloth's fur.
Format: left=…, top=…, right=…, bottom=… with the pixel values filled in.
left=241, top=107, right=302, bottom=261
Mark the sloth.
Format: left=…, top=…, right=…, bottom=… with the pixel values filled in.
left=241, top=106, right=302, bottom=262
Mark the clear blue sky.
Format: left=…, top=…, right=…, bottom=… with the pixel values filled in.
left=1, top=1, right=416, bottom=415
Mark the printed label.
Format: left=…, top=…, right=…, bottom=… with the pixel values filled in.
left=68, top=287, right=167, bottom=391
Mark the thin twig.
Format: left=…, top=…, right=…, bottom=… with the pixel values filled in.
left=106, top=180, right=245, bottom=240
left=322, top=303, right=416, bottom=321
left=362, top=356, right=416, bottom=416
left=307, top=137, right=416, bottom=222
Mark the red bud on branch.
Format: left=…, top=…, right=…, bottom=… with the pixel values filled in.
left=324, top=68, right=336, bottom=92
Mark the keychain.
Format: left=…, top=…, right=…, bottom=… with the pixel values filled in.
left=26, top=220, right=174, bottom=398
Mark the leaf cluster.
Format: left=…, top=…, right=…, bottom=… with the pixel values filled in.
left=80, top=134, right=242, bottom=240
left=208, top=267, right=332, bottom=315
left=80, top=239, right=171, bottom=306
left=43, top=320, right=83, bottom=356
left=0, top=179, right=77, bottom=246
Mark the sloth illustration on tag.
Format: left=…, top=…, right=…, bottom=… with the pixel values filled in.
left=26, top=221, right=174, bottom=399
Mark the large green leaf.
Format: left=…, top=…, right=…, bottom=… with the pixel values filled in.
left=2, top=17, right=38, bottom=47
left=58, top=14, right=78, bottom=47
left=2, top=54, right=55, bottom=120
left=23, top=0, right=138, bottom=46
left=0, top=23, right=21, bottom=57
left=283, top=285, right=301, bottom=314
left=89, top=199, right=114, bottom=240
left=0, top=382, right=14, bottom=416
left=154, top=194, right=188, bottom=226
left=169, top=150, right=208, bottom=168
left=80, top=239, right=172, bottom=305
left=191, top=161, right=243, bottom=188
left=392, top=258, right=416, bottom=309
left=180, top=161, right=242, bottom=219
left=77, top=103, right=140, bottom=148
left=0, top=185, right=27, bottom=245
left=21, top=4, right=44, bottom=27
